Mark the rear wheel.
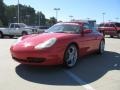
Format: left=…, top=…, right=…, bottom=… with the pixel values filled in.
left=22, top=32, right=28, bottom=36
left=98, top=40, right=105, bottom=54
left=64, top=44, right=78, bottom=68
left=9, top=35, right=14, bottom=38
left=110, top=35, right=114, bottom=38
left=0, top=32, right=3, bottom=38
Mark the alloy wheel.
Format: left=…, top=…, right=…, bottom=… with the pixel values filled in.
left=64, top=45, right=78, bottom=67
left=100, top=40, right=105, bottom=54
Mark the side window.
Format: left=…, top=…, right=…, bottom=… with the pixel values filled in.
left=83, top=23, right=90, bottom=30
left=10, top=24, right=14, bottom=28
left=15, top=24, right=20, bottom=28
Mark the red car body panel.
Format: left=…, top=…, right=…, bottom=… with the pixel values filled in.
left=10, top=22, right=104, bottom=66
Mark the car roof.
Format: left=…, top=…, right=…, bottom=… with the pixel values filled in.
left=100, top=22, right=120, bottom=25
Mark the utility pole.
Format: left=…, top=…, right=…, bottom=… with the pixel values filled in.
left=102, top=12, right=105, bottom=23
left=18, top=0, right=20, bottom=23
left=54, top=8, right=60, bottom=22
left=38, top=12, right=40, bottom=26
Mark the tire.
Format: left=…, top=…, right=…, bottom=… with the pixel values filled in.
left=22, top=32, right=28, bottom=36
left=9, top=35, right=14, bottom=38
left=64, top=44, right=78, bottom=68
left=110, top=35, right=113, bottom=38
left=98, top=40, right=105, bottom=54
left=117, top=32, right=120, bottom=38
left=101, top=31, right=105, bottom=36
left=0, top=32, right=3, bottom=38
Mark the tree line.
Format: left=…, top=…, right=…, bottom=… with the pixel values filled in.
left=0, top=0, right=57, bottom=27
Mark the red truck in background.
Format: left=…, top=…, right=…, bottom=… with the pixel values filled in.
left=98, top=22, right=120, bottom=38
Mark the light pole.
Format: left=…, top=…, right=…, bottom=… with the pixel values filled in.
left=69, top=15, right=73, bottom=21
left=38, top=12, right=41, bottom=26
left=102, top=12, right=105, bottom=23
left=18, top=0, right=20, bottom=23
left=54, top=8, right=60, bottom=22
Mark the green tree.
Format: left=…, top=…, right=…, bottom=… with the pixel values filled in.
left=5, top=5, right=17, bottom=24
left=36, top=12, right=46, bottom=26
left=47, top=17, right=57, bottom=26
left=0, top=19, right=3, bottom=27
left=5, top=4, right=36, bottom=25
left=0, top=0, right=8, bottom=26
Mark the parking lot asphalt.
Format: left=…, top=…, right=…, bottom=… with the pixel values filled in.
left=0, top=37, right=120, bottom=90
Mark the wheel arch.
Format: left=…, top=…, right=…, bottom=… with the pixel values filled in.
left=0, top=31, right=4, bottom=38
left=63, top=42, right=80, bottom=68
left=0, top=31, right=3, bottom=34
left=22, top=31, right=28, bottom=35
left=101, top=38, right=105, bottom=43
left=64, top=42, right=80, bottom=56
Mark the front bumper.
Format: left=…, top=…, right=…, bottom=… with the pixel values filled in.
left=10, top=47, right=65, bottom=65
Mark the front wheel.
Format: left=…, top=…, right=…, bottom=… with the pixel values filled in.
left=117, top=32, right=120, bottom=38
left=0, top=32, right=3, bottom=38
left=98, top=40, right=105, bottom=54
left=64, top=44, right=78, bottom=68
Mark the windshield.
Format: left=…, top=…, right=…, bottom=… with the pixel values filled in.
left=45, top=23, right=80, bottom=33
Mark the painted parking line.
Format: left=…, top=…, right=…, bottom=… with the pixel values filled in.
left=64, top=70, right=95, bottom=90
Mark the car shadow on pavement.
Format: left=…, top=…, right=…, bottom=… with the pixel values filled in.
left=15, top=51, right=120, bottom=86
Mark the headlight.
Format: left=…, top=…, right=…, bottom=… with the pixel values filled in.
left=35, top=38, right=57, bottom=50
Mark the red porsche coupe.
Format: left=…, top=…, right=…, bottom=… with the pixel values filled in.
left=10, top=21, right=105, bottom=67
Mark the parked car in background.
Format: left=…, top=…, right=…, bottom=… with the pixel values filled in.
left=0, top=23, right=38, bottom=38
left=33, top=26, right=49, bottom=33
left=98, top=22, right=120, bottom=38
left=10, top=21, right=105, bottom=68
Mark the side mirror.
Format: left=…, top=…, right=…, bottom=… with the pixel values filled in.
left=83, top=29, right=92, bottom=34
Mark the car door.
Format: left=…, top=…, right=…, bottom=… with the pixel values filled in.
left=9, top=24, right=16, bottom=35
left=79, top=23, right=98, bottom=56
left=14, top=24, right=22, bottom=35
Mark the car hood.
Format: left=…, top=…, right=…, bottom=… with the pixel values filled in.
left=15, top=33, right=74, bottom=46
